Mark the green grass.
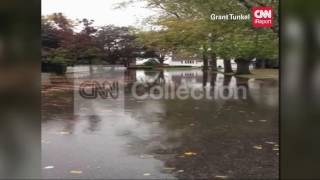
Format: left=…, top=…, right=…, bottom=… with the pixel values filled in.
left=236, top=69, right=279, bottom=79
left=128, top=65, right=196, bottom=70
left=127, top=65, right=154, bottom=69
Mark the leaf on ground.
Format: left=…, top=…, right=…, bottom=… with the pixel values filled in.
left=43, top=166, right=54, bottom=169
left=58, top=131, right=71, bottom=135
left=177, top=170, right=184, bottom=173
left=184, top=152, right=197, bottom=156
left=265, top=141, right=276, bottom=145
left=139, top=154, right=154, bottom=159
left=163, top=167, right=176, bottom=170
left=70, top=170, right=83, bottom=174
left=259, top=120, right=267, bottom=122
left=247, top=120, right=254, bottom=123
left=143, top=173, right=151, bottom=176
left=215, top=175, right=228, bottom=179
left=253, top=145, right=263, bottom=150
left=272, top=147, right=279, bottom=151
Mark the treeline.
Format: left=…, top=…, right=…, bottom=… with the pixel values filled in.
left=42, top=0, right=279, bottom=75
left=42, top=13, right=158, bottom=68
left=119, top=0, right=279, bottom=74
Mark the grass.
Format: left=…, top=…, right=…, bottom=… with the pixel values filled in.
left=128, top=65, right=196, bottom=69
left=128, top=66, right=279, bottom=79
left=236, top=69, right=279, bottom=79
left=127, top=65, right=154, bottom=69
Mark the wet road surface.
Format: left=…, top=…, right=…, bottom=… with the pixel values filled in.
left=42, top=66, right=278, bottom=179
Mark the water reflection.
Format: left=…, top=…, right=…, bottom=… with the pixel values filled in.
left=42, top=66, right=278, bottom=179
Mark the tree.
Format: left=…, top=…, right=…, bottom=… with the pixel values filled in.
left=96, top=25, right=141, bottom=66
left=237, top=0, right=279, bottom=35
left=41, top=13, right=75, bottom=65
left=41, top=17, right=61, bottom=49
left=118, top=0, right=279, bottom=74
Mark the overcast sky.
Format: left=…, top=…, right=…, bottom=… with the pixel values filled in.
left=41, top=0, right=155, bottom=28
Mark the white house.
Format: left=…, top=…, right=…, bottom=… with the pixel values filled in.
left=135, top=52, right=254, bottom=70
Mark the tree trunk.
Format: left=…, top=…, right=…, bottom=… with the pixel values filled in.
left=159, top=55, right=165, bottom=65
left=255, top=59, right=266, bottom=69
left=235, top=58, right=251, bottom=75
left=210, top=52, right=217, bottom=71
left=265, top=59, right=273, bottom=68
left=202, top=52, right=209, bottom=71
left=224, top=59, right=233, bottom=73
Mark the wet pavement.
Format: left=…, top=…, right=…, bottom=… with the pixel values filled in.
left=42, top=66, right=279, bottom=179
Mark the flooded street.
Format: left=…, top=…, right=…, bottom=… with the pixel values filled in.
left=42, top=66, right=279, bottom=179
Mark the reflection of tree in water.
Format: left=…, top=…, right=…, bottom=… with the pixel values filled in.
left=86, top=115, right=102, bottom=132
left=125, top=70, right=165, bottom=95
left=121, top=70, right=278, bottom=178
left=124, top=72, right=278, bottom=179
left=153, top=101, right=277, bottom=179
left=202, top=70, right=208, bottom=87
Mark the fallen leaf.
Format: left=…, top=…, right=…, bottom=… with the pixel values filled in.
left=189, top=123, right=195, bottom=126
left=215, top=175, right=228, bottom=179
left=253, top=145, right=263, bottom=150
left=58, top=131, right=71, bottom=135
left=70, top=170, right=83, bottom=174
left=184, top=152, right=197, bottom=156
left=43, top=166, right=54, bottom=169
left=247, top=120, right=254, bottom=123
left=177, top=170, right=184, bottom=173
left=139, top=154, right=154, bottom=159
left=163, top=167, right=176, bottom=170
left=259, top=120, right=267, bottom=122
left=143, top=173, right=151, bottom=176
left=265, top=141, right=276, bottom=145
left=273, top=147, right=279, bottom=151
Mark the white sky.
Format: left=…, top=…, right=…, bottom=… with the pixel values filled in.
left=41, top=0, right=155, bottom=28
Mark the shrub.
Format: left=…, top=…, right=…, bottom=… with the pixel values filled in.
left=143, top=58, right=160, bottom=66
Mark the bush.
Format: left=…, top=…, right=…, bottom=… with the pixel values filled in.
left=42, top=56, right=68, bottom=74
left=50, top=56, right=68, bottom=65
left=143, top=58, right=160, bottom=66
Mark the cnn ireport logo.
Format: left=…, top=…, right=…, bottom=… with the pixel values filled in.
left=252, top=7, right=273, bottom=28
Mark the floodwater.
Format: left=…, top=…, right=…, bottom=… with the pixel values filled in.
left=42, top=66, right=279, bottom=179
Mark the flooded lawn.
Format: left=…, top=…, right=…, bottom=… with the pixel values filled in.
left=42, top=66, right=279, bottom=179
